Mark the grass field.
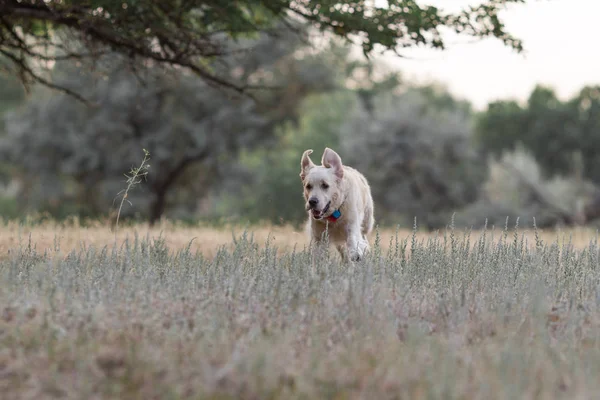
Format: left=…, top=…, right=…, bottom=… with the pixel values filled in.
left=0, top=218, right=596, bottom=258
left=2, top=219, right=600, bottom=399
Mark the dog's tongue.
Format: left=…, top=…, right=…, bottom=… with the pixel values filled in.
left=311, top=209, right=322, bottom=218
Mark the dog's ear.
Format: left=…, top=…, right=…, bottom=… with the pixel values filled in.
left=300, top=149, right=315, bottom=181
left=322, top=147, right=344, bottom=179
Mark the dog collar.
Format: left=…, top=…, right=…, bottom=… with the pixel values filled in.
left=326, top=209, right=341, bottom=222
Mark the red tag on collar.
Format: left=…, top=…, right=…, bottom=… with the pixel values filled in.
left=326, top=209, right=341, bottom=222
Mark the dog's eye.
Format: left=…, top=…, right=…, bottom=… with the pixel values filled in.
left=305, top=184, right=312, bottom=190
left=321, top=183, right=329, bottom=190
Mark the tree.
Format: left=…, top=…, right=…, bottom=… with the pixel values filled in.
left=341, top=85, right=485, bottom=229
left=473, top=85, right=600, bottom=227
left=0, top=69, right=25, bottom=194
left=473, top=99, right=525, bottom=158
left=567, top=86, right=600, bottom=181
left=0, top=58, right=268, bottom=224
left=453, top=145, right=600, bottom=229
left=0, top=72, right=25, bottom=120
left=477, top=85, right=600, bottom=181
left=213, top=42, right=404, bottom=226
left=0, top=27, right=346, bottom=223
left=0, top=0, right=525, bottom=100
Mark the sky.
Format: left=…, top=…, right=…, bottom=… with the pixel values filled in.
left=377, top=0, right=600, bottom=110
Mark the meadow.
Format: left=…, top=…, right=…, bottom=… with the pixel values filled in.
left=2, top=218, right=600, bottom=399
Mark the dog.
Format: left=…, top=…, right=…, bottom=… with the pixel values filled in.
left=300, top=147, right=374, bottom=262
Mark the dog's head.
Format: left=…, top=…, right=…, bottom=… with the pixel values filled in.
left=299, top=148, right=344, bottom=220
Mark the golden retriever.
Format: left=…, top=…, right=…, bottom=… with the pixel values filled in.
left=300, top=147, right=374, bottom=261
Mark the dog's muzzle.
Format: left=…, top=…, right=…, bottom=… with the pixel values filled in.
left=310, top=201, right=331, bottom=220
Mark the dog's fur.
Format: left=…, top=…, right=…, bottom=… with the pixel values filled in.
left=300, top=147, right=374, bottom=261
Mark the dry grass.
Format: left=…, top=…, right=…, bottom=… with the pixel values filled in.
left=0, top=218, right=596, bottom=259
left=2, top=218, right=600, bottom=399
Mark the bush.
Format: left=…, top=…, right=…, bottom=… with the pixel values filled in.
left=454, top=147, right=598, bottom=229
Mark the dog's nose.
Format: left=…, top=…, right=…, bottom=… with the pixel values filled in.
left=308, top=198, right=318, bottom=208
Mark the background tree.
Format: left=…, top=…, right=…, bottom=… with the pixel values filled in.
left=477, top=85, right=600, bottom=181
left=471, top=85, right=600, bottom=228
left=219, top=79, right=486, bottom=229
left=453, top=145, right=599, bottom=229
left=0, top=29, right=344, bottom=223
left=567, top=86, right=600, bottom=181
left=341, top=85, right=485, bottom=229
left=0, top=72, right=24, bottom=124
left=215, top=48, right=402, bottom=226
left=0, top=58, right=266, bottom=224
left=0, top=69, right=25, bottom=219
left=0, top=0, right=525, bottom=100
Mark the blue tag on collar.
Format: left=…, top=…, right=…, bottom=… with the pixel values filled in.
left=327, top=209, right=342, bottom=222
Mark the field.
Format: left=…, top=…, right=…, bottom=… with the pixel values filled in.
left=2, top=219, right=600, bottom=399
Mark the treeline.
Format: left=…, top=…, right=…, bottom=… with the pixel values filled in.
left=1, top=34, right=599, bottom=229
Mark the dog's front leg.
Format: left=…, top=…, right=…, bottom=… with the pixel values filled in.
left=309, top=221, right=331, bottom=257
left=358, top=234, right=370, bottom=255
left=336, top=244, right=349, bottom=263
left=346, top=223, right=365, bottom=262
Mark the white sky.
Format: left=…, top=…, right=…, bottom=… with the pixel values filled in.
left=377, top=0, right=600, bottom=110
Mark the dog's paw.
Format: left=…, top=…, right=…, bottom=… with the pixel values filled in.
left=348, top=249, right=363, bottom=262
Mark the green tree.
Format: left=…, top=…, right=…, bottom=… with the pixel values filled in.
left=0, top=70, right=25, bottom=211
left=0, top=0, right=525, bottom=99
left=474, top=100, right=525, bottom=157
left=0, top=58, right=266, bottom=223
left=0, top=27, right=345, bottom=223
left=567, top=86, right=600, bottom=181
left=0, top=74, right=25, bottom=120
left=477, top=85, right=600, bottom=182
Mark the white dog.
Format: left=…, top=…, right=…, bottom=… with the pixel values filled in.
left=300, top=147, right=374, bottom=261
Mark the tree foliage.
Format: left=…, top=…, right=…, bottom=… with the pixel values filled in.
left=0, top=0, right=525, bottom=99
left=214, top=49, right=404, bottom=226
left=0, top=68, right=25, bottom=191
left=477, top=85, right=600, bottom=182
left=0, top=29, right=343, bottom=223
left=0, top=59, right=265, bottom=223
left=0, top=72, right=25, bottom=119
left=341, top=85, right=485, bottom=228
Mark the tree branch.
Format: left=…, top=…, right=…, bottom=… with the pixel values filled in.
left=0, top=48, right=93, bottom=105
left=153, top=148, right=212, bottom=196
left=0, top=0, right=524, bottom=102
left=1, top=2, right=256, bottom=96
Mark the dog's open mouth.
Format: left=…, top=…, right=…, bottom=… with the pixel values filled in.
left=311, top=201, right=331, bottom=220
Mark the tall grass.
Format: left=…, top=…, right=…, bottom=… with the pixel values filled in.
left=1, top=223, right=600, bottom=399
